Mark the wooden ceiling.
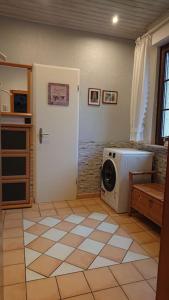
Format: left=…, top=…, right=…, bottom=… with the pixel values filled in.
left=0, top=0, right=169, bottom=39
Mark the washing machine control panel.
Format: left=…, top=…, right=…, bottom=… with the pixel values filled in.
left=109, top=152, right=116, bottom=158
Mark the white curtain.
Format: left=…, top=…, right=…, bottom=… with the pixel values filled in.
left=130, top=35, right=152, bottom=142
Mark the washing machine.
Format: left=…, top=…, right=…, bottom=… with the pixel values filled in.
left=101, top=148, right=153, bottom=213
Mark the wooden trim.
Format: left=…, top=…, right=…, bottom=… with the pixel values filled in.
left=156, top=144, right=169, bottom=299
left=0, top=61, right=32, bottom=70
left=1, top=124, right=32, bottom=128
left=156, top=43, right=169, bottom=145
left=27, top=68, right=32, bottom=114
left=1, top=112, right=32, bottom=117
left=2, top=203, right=32, bottom=210
left=77, top=192, right=100, bottom=199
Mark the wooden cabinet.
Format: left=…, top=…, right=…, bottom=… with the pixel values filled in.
left=129, top=172, right=164, bottom=227
left=0, top=124, right=32, bottom=209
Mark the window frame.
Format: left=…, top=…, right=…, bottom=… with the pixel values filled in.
left=156, top=43, right=169, bottom=145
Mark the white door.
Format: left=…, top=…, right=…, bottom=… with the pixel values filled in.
left=33, top=64, right=80, bottom=202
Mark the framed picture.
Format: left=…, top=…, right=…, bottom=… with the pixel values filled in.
left=48, top=83, right=69, bottom=106
left=10, top=90, right=29, bottom=113
left=88, top=88, right=101, bottom=106
left=102, top=90, right=118, bottom=104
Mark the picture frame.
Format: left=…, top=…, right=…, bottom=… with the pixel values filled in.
left=88, top=88, right=101, bottom=106
left=102, top=90, right=118, bottom=104
left=48, top=83, right=69, bottom=106
left=10, top=90, right=29, bottom=113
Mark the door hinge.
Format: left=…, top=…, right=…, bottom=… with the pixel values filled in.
left=77, top=85, right=80, bottom=92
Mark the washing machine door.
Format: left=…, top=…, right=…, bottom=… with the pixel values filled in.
left=102, top=159, right=116, bottom=192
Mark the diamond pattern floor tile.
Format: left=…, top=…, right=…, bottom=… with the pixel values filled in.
left=45, top=242, right=75, bottom=260
left=22, top=211, right=154, bottom=282
left=71, top=225, right=94, bottom=237
left=42, top=228, right=67, bottom=241
left=78, top=238, right=105, bottom=255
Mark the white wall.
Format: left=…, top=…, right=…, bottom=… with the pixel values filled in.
left=0, top=17, right=134, bottom=143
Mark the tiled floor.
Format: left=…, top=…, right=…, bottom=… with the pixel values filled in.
left=2, top=197, right=160, bottom=299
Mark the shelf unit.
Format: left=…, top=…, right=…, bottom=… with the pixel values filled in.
left=0, top=61, right=33, bottom=209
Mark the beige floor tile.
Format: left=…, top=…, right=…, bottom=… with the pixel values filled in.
left=81, top=218, right=101, bottom=228
left=110, top=262, right=144, bottom=285
left=66, top=249, right=95, bottom=269
left=3, top=237, right=24, bottom=251
left=23, top=211, right=41, bottom=219
left=131, top=231, right=157, bottom=244
left=89, top=230, right=112, bottom=243
left=26, top=223, right=50, bottom=235
left=80, top=199, right=98, bottom=206
left=66, top=294, right=94, bottom=300
left=105, top=216, right=118, bottom=225
left=86, top=205, right=106, bottom=212
left=121, top=223, right=143, bottom=233
left=112, top=215, right=134, bottom=224
left=72, top=207, right=89, bottom=214
left=55, top=221, right=76, bottom=232
left=3, top=249, right=25, bottom=266
left=27, top=237, right=55, bottom=253
left=3, top=264, right=25, bottom=286
left=4, top=219, right=23, bottom=229
left=147, top=278, right=157, bottom=291
left=100, top=244, right=126, bottom=263
left=60, top=233, right=84, bottom=248
left=40, top=209, right=57, bottom=217
left=115, top=228, right=131, bottom=237
left=28, top=254, right=61, bottom=277
left=133, top=258, right=158, bottom=279
left=3, top=227, right=23, bottom=239
left=84, top=267, right=118, bottom=291
left=4, top=283, right=26, bottom=300
left=53, top=201, right=69, bottom=208
left=94, top=287, right=128, bottom=300
left=129, top=241, right=149, bottom=255
left=27, top=277, right=60, bottom=300
left=57, top=208, right=73, bottom=216
left=122, top=280, right=156, bottom=300
left=39, top=203, right=54, bottom=210
left=57, top=272, right=90, bottom=298
left=141, top=242, right=160, bottom=257
left=5, top=213, right=22, bottom=220
left=67, top=200, right=84, bottom=208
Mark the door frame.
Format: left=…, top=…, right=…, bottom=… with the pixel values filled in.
left=156, top=142, right=169, bottom=299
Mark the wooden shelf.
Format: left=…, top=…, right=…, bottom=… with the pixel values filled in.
left=1, top=112, right=32, bottom=117
left=0, top=61, right=32, bottom=70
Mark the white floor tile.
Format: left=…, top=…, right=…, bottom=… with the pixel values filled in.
left=39, top=217, right=61, bottom=227
left=78, top=238, right=105, bottom=255
left=89, top=256, right=118, bottom=269
left=45, top=242, right=75, bottom=260
left=108, top=235, right=133, bottom=250
left=65, top=214, right=85, bottom=224
left=122, top=251, right=149, bottom=263
left=42, top=228, right=67, bottom=242
left=88, top=212, right=107, bottom=221
left=24, top=232, right=38, bottom=246
left=51, top=262, right=83, bottom=276
left=71, top=225, right=94, bottom=237
left=26, top=268, right=45, bottom=281
left=25, top=248, right=41, bottom=266
left=23, top=219, right=35, bottom=230
left=97, top=222, right=118, bottom=234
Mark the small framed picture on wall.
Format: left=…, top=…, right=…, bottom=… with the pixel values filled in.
left=88, top=88, right=101, bottom=106
left=102, top=90, right=118, bottom=104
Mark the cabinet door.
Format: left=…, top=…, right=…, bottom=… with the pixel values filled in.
left=1, top=127, right=29, bottom=151
left=149, top=200, right=163, bottom=226
left=1, top=154, right=29, bottom=179
left=2, top=180, right=29, bottom=205
left=132, top=189, right=141, bottom=210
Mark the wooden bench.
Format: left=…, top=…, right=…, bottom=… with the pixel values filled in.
left=129, top=171, right=165, bottom=227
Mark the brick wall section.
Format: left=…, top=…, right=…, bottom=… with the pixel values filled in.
left=77, top=141, right=168, bottom=194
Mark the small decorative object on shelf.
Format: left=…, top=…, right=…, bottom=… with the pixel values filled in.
left=88, top=88, right=101, bottom=106
left=10, top=90, right=29, bottom=113
left=102, top=90, right=118, bottom=104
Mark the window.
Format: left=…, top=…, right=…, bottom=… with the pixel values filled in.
left=156, top=43, right=169, bottom=145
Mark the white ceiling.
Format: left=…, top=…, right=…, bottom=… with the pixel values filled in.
left=0, top=0, right=169, bottom=40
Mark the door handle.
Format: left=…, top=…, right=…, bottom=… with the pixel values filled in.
left=39, top=128, right=49, bottom=144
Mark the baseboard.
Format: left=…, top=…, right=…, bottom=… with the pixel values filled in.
left=77, top=192, right=100, bottom=199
